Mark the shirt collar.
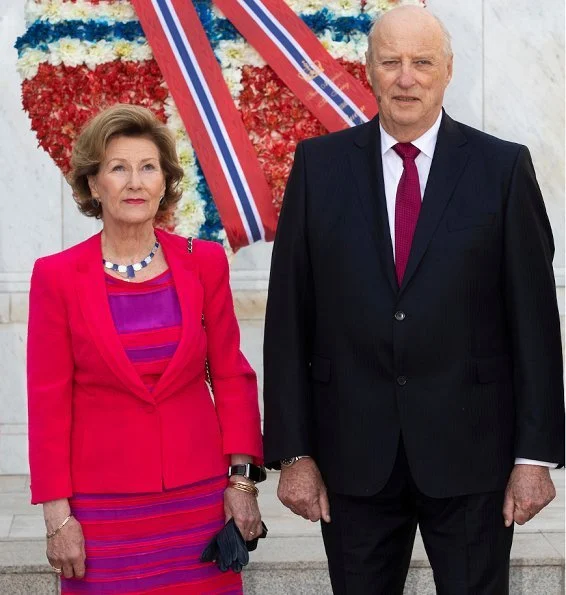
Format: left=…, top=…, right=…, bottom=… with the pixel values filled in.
left=380, top=110, right=443, bottom=159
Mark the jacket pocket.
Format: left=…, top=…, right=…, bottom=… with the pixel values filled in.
left=310, top=355, right=331, bottom=383
left=475, top=355, right=512, bottom=383
left=447, top=212, right=495, bottom=232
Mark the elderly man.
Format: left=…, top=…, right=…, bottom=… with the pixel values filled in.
left=263, top=5, right=564, bottom=594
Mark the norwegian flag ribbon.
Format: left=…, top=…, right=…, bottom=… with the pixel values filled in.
left=214, top=0, right=377, bottom=130
left=132, top=0, right=378, bottom=248
left=131, top=0, right=278, bottom=250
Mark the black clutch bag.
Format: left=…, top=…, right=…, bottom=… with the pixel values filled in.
left=200, top=518, right=268, bottom=572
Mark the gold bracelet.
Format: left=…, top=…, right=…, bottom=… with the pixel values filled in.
left=229, top=481, right=259, bottom=498
left=46, top=514, right=73, bottom=539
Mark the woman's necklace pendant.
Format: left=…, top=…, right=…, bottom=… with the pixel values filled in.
left=103, top=239, right=160, bottom=280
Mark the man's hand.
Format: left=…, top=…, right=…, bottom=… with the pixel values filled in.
left=502, top=464, right=556, bottom=527
left=277, top=458, right=331, bottom=523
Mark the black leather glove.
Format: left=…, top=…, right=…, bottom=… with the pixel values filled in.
left=201, top=518, right=248, bottom=572
left=200, top=518, right=268, bottom=572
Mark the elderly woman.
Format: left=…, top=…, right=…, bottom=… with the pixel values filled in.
left=27, top=104, right=264, bottom=594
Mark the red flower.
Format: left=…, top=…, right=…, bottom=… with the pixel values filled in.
left=23, top=60, right=167, bottom=173
left=238, top=60, right=370, bottom=211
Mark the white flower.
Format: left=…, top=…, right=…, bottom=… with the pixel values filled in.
left=178, top=144, right=197, bottom=174
left=130, top=41, right=153, bottom=62
left=113, top=40, right=134, bottom=60
left=364, top=0, right=423, bottom=19
left=105, top=3, right=138, bottom=23
left=325, top=0, right=361, bottom=17
left=24, top=0, right=44, bottom=26
left=218, top=230, right=233, bottom=258
left=25, top=0, right=138, bottom=24
left=69, top=3, right=89, bottom=21
left=174, top=193, right=207, bottom=238
left=48, top=38, right=85, bottom=67
left=215, top=40, right=264, bottom=70
left=285, top=0, right=326, bottom=15
left=17, top=48, right=46, bottom=79
left=222, top=66, right=244, bottom=101
left=169, top=114, right=185, bottom=135
left=165, top=100, right=190, bottom=143
left=84, top=40, right=116, bottom=69
left=319, top=31, right=367, bottom=62
left=164, top=96, right=180, bottom=119
left=43, top=1, right=64, bottom=24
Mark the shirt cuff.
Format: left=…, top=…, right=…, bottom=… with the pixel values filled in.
left=514, top=458, right=557, bottom=468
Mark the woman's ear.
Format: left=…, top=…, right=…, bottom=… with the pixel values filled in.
left=87, top=175, right=98, bottom=198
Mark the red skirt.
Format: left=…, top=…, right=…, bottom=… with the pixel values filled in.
left=61, top=476, right=242, bottom=594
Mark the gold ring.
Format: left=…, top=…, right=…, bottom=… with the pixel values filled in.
left=51, top=566, right=62, bottom=574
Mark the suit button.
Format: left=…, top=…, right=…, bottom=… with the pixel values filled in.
left=394, top=311, right=406, bottom=321
left=397, top=376, right=407, bottom=386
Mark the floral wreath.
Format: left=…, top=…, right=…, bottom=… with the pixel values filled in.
left=16, top=0, right=424, bottom=250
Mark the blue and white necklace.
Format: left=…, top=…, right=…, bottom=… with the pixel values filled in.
left=102, top=238, right=160, bottom=280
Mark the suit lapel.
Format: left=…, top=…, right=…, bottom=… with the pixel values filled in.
left=399, top=113, right=470, bottom=294
left=75, top=233, right=153, bottom=402
left=349, top=117, right=398, bottom=294
left=151, top=230, right=202, bottom=401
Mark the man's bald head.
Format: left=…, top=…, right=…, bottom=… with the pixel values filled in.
left=367, top=6, right=452, bottom=67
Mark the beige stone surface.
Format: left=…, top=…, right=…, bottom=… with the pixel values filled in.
left=0, top=517, right=12, bottom=540
left=9, top=294, right=29, bottom=324
left=544, top=533, right=566, bottom=558
left=0, top=574, right=57, bottom=595
left=0, top=295, right=9, bottom=324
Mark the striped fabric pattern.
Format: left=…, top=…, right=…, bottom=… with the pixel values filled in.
left=60, top=271, right=241, bottom=593
left=62, top=476, right=242, bottom=594
left=106, top=270, right=182, bottom=391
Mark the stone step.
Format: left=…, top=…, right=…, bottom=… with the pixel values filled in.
left=243, top=531, right=565, bottom=594
left=0, top=472, right=563, bottom=594
left=0, top=535, right=563, bottom=595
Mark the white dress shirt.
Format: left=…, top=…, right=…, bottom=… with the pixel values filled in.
left=379, top=111, right=555, bottom=469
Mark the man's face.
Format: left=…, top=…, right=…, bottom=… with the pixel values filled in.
left=365, top=9, right=453, bottom=141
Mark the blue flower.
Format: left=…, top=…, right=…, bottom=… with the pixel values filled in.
left=15, top=20, right=145, bottom=56
left=195, top=160, right=223, bottom=242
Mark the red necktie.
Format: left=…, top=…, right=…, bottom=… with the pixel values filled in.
left=393, top=143, right=421, bottom=285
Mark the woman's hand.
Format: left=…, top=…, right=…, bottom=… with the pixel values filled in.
left=224, top=478, right=262, bottom=542
left=43, top=500, right=86, bottom=579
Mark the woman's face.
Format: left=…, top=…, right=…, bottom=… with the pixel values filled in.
left=88, top=135, right=166, bottom=228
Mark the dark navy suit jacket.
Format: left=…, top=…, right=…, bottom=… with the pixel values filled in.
left=263, top=112, right=564, bottom=498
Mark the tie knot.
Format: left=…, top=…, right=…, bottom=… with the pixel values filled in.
left=393, top=142, right=420, bottom=162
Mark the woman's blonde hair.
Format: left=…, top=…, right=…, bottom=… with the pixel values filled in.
left=69, top=104, right=184, bottom=224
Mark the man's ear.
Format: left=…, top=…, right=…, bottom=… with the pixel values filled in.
left=365, top=53, right=371, bottom=85
left=446, top=55, right=454, bottom=85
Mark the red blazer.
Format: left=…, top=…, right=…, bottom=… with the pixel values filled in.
left=27, top=229, right=262, bottom=504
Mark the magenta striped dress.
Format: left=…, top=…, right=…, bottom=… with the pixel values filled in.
left=61, top=271, right=242, bottom=594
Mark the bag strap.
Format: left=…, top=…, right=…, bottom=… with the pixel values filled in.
left=187, top=237, right=213, bottom=392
